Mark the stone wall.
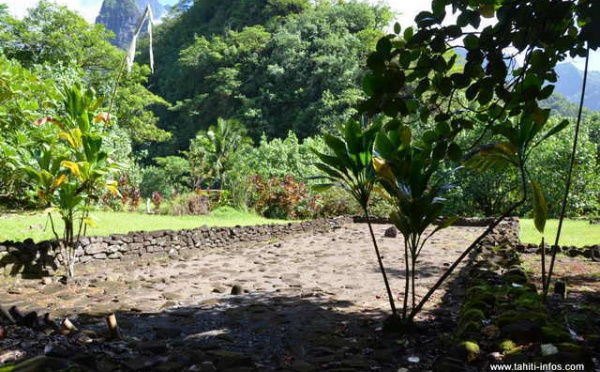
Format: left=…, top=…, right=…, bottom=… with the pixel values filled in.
left=352, top=215, right=499, bottom=227
left=516, top=242, right=600, bottom=261
left=0, top=217, right=352, bottom=277
left=354, top=215, right=521, bottom=247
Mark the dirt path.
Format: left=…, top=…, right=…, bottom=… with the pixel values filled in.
left=1, top=223, right=486, bottom=371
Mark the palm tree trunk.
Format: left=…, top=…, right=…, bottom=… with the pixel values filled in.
left=544, top=46, right=590, bottom=300
left=364, top=209, right=398, bottom=316
left=403, top=239, right=410, bottom=320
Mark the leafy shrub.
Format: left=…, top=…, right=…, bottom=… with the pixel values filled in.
left=315, top=187, right=361, bottom=217
left=159, top=192, right=211, bottom=215
left=235, top=132, right=325, bottom=181
left=251, top=174, right=320, bottom=219
left=100, top=173, right=141, bottom=212
left=526, top=122, right=600, bottom=217
left=367, top=188, right=396, bottom=218
left=140, top=166, right=173, bottom=199
left=152, top=191, right=163, bottom=211
left=139, top=156, right=192, bottom=200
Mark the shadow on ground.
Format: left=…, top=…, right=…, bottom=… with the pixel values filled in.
left=2, top=282, right=465, bottom=372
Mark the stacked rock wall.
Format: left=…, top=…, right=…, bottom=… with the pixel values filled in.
left=0, top=217, right=352, bottom=277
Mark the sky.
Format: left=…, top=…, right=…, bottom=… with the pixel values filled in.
left=2, top=0, right=599, bottom=71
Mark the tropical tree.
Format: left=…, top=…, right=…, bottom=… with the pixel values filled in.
left=0, top=0, right=169, bottom=145
left=0, top=55, right=61, bottom=206
left=186, top=118, right=253, bottom=189
left=313, top=119, right=399, bottom=324
left=19, top=84, right=121, bottom=277
left=332, top=0, right=600, bottom=323
left=373, top=122, right=459, bottom=322
left=142, top=0, right=391, bottom=156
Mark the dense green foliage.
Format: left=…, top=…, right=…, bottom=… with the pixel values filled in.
left=139, top=0, right=391, bottom=157
left=0, top=0, right=598, bottom=224
left=446, top=115, right=600, bottom=218
left=17, top=84, right=122, bottom=277
left=0, top=0, right=169, bottom=145
left=0, top=1, right=168, bottom=208
left=312, top=0, right=600, bottom=322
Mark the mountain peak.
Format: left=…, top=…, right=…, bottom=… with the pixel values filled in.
left=96, top=0, right=167, bottom=49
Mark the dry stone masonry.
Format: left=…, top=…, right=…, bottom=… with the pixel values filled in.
left=0, top=217, right=351, bottom=277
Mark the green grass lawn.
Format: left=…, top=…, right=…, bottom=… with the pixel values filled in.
left=0, top=207, right=289, bottom=242
left=520, top=218, right=600, bottom=247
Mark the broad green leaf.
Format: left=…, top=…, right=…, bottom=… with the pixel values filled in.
left=463, top=34, right=479, bottom=50
left=376, top=37, right=392, bottom=59
left=323, top=134, right=348, bottom=159
left=432, top=0, right=446, bottom=17
left=530, top=181, right=547, bottom=233
left=373, top=157, right=394, bottom=182
left=404, top=27, right=414, bottom=41
left=375, top=133, right=395, bottom=157
left=447, top=142, right=463, bottom=162
left=538, top=85, right=555, bottom=100
left=539, top=119, right=570, bottom=143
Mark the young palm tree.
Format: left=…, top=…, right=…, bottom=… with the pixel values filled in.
left=313, top=119, right=399, bottom=322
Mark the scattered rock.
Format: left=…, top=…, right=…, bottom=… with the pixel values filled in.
left=291, top=359, right=318, bottom=372
left=384, top=226, right=397, bottom=238
left=230, top=284, right=243, bottom=295
left=553, top=281, right=567, bottom=299
left=501, top=321, right=543, bottom=343
left=154, top=326, right=183, bottom=339
left=10, top=355, right=83, bottom=372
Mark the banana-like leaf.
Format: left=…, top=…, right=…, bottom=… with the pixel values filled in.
left=58, top=128, right=83, bottom=149
left=375, top=132, right=395, bottom=158
left=51, top=174, right=67, bottom=189
left=323, top=134, right=349, bottom=160
left=530, top=180, right=547, bottom=233
left=533, top=119, right=570, bottom=148
left=314, top=162, right=349, bottom=181
left=344, top=120, right=361, bottom=155
left=83, top=135, right=102, bottom=163
left=61, top=161, right=82, bottom=180
left=105, top=181, right=121, bottom=197
left=373, top=157, right=395, bottom=183
left=465, top=142, right=518, bottom=172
